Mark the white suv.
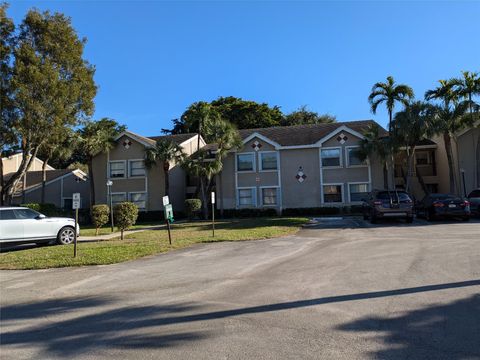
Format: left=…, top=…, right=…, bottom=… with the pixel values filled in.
left=0, top=207, right=80, bottom=246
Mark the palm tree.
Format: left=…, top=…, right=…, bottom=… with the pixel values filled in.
left=393, top=101, right=437, bottom=192
left=451, top=71, right=480, bottom=121
left=358, top=124, right=391, bottom=189
left=451, top=71, right=480, bottom=188
left=77, top=119, right=125, bottom=209
left=202, top=117, right=242, bottom=216
left=182, top=149, right=223, bottom=220
left=368, top=76, right=414, bottom=136
left=425, top=80, right=471, bottom=194
left=145, top=139, right=185, bottom=197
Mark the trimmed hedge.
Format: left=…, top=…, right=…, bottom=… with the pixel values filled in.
left=185, top=199, right=202, bottom=219
left=222, top=208, right=278, bottom=218
left=114, top=202, right=139, bottom=239
left=92, top=204, right=110, bottom=235
left=282, top=205, right=364, bottom=217
left=21, top=203, right=58, bottom=216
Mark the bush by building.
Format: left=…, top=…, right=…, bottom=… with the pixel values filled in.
left=91, top=204, right=110, bottom=235
left=113, top=202, right=139, bottom=240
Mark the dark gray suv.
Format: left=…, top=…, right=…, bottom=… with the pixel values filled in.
left=362, top=190, right=414, bottom=224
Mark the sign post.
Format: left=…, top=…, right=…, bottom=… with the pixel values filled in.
left=72, top=193, right=81, bottom=257
left=163, top=196, right=174, bottom=245
left=211, top=191, right=215, bottom=237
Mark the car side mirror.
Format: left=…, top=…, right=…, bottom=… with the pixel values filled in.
left=36, top=214, right=47, bottom=219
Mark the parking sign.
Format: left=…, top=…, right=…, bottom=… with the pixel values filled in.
left=72, top=193, right=81, bottom=209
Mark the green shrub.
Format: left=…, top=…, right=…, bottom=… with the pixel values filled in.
left=21, top=203, right=57, bottom=216
left=222, top=208, right=278, bottom=218
left=114, top=202, right=139, bottom=239
left=185, top=198, right=202, bottom=219
left=92, top=204, right=110, bottom=235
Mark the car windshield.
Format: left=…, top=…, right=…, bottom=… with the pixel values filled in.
left=430, top=194, right=460, bottom=201
left=376, top=191, right=411, bottom=202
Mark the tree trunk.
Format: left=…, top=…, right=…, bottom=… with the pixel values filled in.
left=41, top=157, right=49, bottom=203
left=4, top=146, right=38, bottom=205
left=476, top=134, right=480, bottom=188
left=121, top=229, right=124, bottom=240
left=199, top=176, right=208, bottom=220
left=218, top=172, right=224, bottom=217
left=163, top=162, right=170, bottom=196
left=405, top=147, right=416, bottom=193
left=443, top=132, right=456, bottom=194
left=87, top=158, right=95, bottom=211
left=383, top=161, right=388, bottom=190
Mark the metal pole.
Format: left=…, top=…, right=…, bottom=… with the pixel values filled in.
left=212, top=201, right=215, bottom=237
left=74, top=208, right=78, bottom=258
left=166, top=219, right=172, bottom=245
left=109, top=186, right=114, bottom=232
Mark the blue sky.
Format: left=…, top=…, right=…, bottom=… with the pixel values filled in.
left=7, top=1, right=480, bottom=135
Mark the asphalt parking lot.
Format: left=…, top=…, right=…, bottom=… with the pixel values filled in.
left=1, top=218, right=479, bottom=359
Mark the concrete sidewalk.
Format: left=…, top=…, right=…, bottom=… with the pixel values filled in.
left=79, top=224, right=166, bottom=241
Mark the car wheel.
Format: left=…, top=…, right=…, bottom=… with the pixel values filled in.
left=462, top=216, right=470, bottom=222
left=406, top=216, right=414, bottom=224
left=57, top=226, right=75, bottom=245
left=370, top=210, right=377, bottom=224
left=363, top=210, right=369, bottom=220
left=426, top=210, right=433, bottom=222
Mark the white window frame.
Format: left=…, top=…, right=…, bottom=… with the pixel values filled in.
left=322, top=183, right=344, bottom=204
left=237, top=187, right=257, bottom=207
left=260, top=186, right=280, bottom=207
left=111, top=192, right=127, bottom=206
left=345, top=146, right=367, bottom=168
left=347, top=182, right=370, bottom=203
left=128, top=159, right=146, bottom=178
left=108, top=160, right=127, bottom=179
left=129, top=191, right=147, bottom=210
left=259, top=151, right=279, bottom=172
left=321, top=147, right=343, bottom=168
left=236, top=152, right=256, bottom=173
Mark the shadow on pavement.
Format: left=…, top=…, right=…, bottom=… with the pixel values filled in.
left=1, top=280, right=479, bottom=357
left=337, top=294, right=480, bottom=359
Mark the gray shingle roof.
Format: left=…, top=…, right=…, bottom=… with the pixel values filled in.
left=147, top=133, right=198, bottom=145
left=237, top=120, right=385, bottom=146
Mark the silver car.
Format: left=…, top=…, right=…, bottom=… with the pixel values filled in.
left=0, top=206, right=80, bottom=246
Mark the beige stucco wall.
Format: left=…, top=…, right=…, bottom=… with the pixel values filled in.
left=2, top=154, right=54, bottom=174
left=457, top=127, right=480, bottom=194
left=280, top=148, right=320, bottom=208
left=92, top=133, right=201, bottom=212
left=13, top=173, right=90, bottom=209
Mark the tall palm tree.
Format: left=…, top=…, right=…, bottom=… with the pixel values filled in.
left=358, top=124, right=391, bottom=189
left=393, top=101, right=437, bottom=192
left=145, top=139, right=185, bottom=197
left=451, top=71, right=480, bottom=188
left=451, top=71, right=480, bottom=121
left=368, top=76, right=414, bottom=135
left=425, top=80, right=471, bottom=194
left=77, top=119, right=125, bottom=209
left=202, top=117, right=242, bottom=216
left=182, top=149, right=223, bottom=219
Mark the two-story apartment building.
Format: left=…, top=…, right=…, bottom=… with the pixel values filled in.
left=217, top=120, right=386, bottom=212
left=92, top=132, right=204, bottom=212
left=93, top=120, right=388, bottom=213
left=394, top=124, right=480, bottom=200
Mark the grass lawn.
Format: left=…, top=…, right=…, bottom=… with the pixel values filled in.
left=0, top=217, right=308, bottom=270
left=80, top=221, right=165, bottom=237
